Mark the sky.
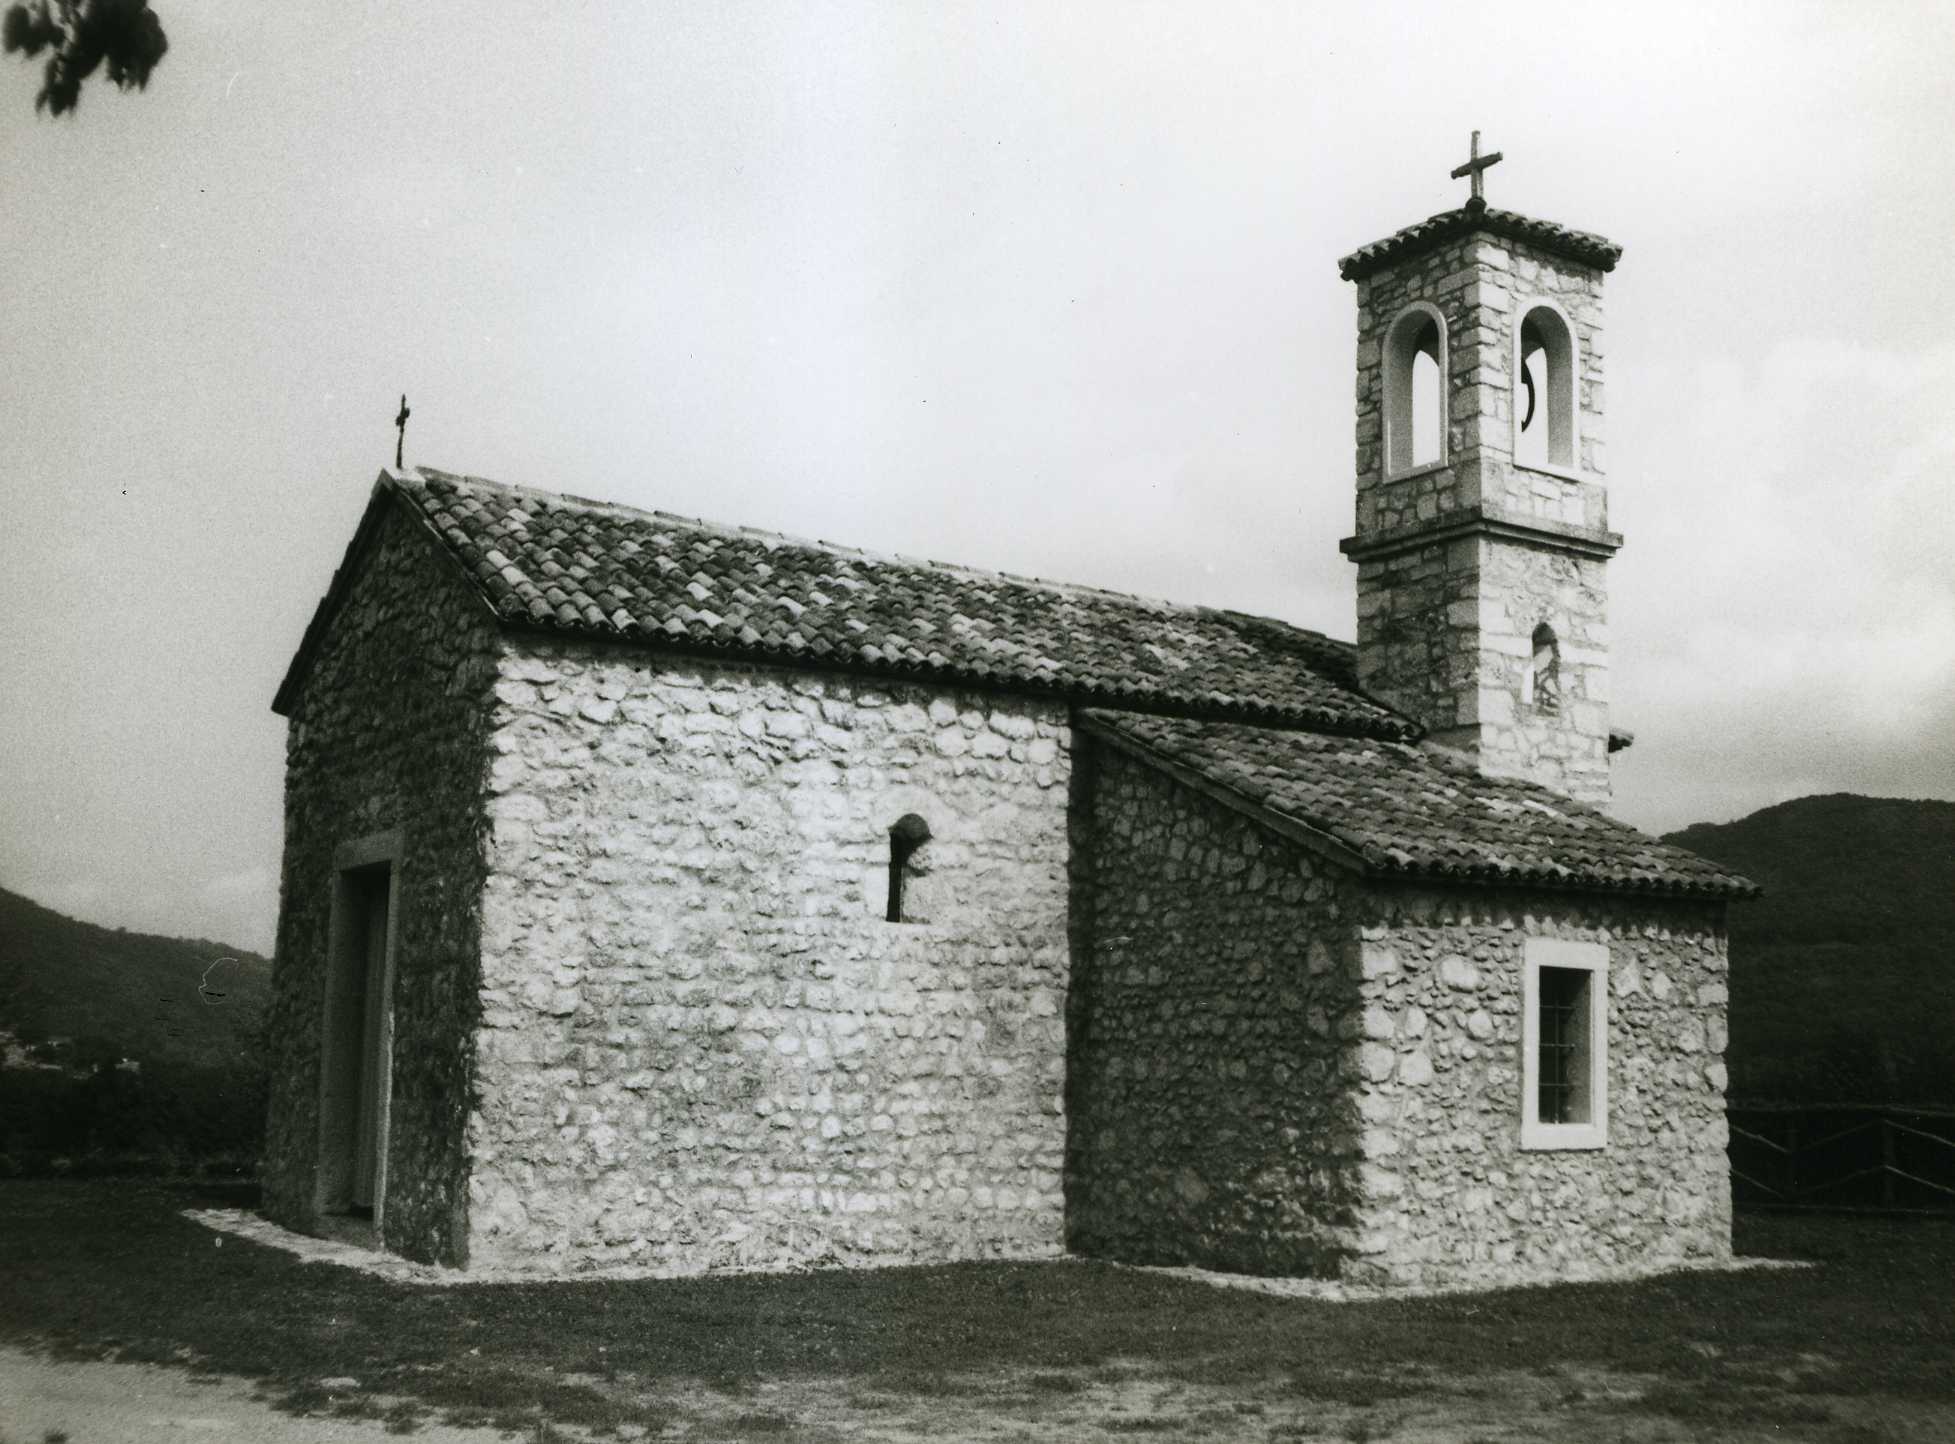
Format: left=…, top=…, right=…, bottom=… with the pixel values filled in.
left=2, top=1, right=1951, bottom=955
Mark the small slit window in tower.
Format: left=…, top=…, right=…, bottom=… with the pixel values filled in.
left=1515, top=304, right=1576, bottom=471
left=1522, top=623, right=1560, bottom=713
left=886, top=813, right=931, bottom=923
left=1384, top=305, right=1446, bottom=474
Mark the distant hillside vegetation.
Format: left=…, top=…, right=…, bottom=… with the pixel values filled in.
left=0, top=885, right=271, bottom=1173
left=1665, top=794, right=1955, bottom=1105
left=0, top=885, right=270, bottom=1070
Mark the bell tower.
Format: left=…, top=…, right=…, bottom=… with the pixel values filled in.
left=1338, top=136, right=1624, bottom=805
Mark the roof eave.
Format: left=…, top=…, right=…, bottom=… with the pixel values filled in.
left=492, top=611, right=1420, bottom=744
left=1361, top=856, right=1760, bottom=903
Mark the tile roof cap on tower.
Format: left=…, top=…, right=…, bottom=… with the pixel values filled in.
left=1338, top=198, right=1623, bottom=281
left=1084, top=709, right=1759, bottom=900
left=272, top=467, right=1415, bottom=741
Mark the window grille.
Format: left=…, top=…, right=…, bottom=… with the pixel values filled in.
left=1537, top=966, right=1589, bottom=1125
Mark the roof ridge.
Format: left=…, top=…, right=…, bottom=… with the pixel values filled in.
left=404, top=465, right=1352, bottom=654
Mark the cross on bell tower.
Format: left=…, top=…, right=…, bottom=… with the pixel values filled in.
left=1449, top=129, right=1502, bottom=206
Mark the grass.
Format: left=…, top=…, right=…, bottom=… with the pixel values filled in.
left=1, top=1180, right=1952, bottom=1440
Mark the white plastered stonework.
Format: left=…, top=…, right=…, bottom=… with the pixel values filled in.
left=1347, top=889, right=1732, bottom=1289
left=1457, top=537, right=1611, bottom=802
left=466, top=640, right=1074, bottom=1276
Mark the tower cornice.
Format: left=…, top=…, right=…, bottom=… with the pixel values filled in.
left=1338, top=201, right=1622, bottom=282
left=1340, top=505, right=1623, bottom=564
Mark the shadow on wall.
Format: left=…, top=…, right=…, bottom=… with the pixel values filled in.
left=1061, top=738, right=1367, bottom=1278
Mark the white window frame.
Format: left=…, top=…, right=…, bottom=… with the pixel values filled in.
left=1520, top=937, right=1609, bottom=1151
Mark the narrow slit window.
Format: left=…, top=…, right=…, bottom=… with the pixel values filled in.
left=885, top=813, right=931, bottom=923
left=1523, top=623, right=1560, bottom=713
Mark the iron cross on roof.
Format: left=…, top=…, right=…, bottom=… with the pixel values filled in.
left=1450, top=130, right=1503, bottom=204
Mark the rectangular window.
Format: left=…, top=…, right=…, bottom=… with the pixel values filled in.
left=1521, top=939, right=1608, bottom=1150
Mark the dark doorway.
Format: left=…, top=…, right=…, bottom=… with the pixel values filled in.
left=317, top=862, right=395, bottom=1223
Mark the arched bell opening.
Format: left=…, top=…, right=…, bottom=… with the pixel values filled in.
left=1383, top=303, right=1448, bottom=475
left=1515, top=302, right=1577, bottom=471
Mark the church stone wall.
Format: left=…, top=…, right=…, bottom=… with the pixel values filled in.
left=263, top=503, right=497, bottom=1265
left=1066, top=744, right=1370, bottom=1277
left=468, top=644, right=1072, bottom=1274
left=1346, top=887, right=1731, bottom=1287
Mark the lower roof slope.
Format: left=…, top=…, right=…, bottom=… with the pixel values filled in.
left=275, top=467, right=1411, bottom=739
left=1085, top=710, right=1758, bottom=900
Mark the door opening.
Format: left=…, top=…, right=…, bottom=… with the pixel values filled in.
left=317, top=859, right=395, bottom=1226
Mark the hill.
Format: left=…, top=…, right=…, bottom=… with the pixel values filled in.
left=1665, top=794, right=1955, bottom=1105
left=1, top=884, right=272, bottom=1174
left=0, top=884, right=270, bottom=1072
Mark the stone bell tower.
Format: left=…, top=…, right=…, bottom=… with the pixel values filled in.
left=1338, top=135, right=1624, bottom=805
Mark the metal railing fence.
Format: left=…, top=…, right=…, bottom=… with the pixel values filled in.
left=1729, top=1104, right=1955, bottom=1213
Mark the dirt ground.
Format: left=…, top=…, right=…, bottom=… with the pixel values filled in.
left=0, top=1344, right=506, bottom=1444
left=9, top=1342, right=1955, bottom=1444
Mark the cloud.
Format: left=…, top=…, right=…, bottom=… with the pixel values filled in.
left=1611, top=339, right=1955, bottom=831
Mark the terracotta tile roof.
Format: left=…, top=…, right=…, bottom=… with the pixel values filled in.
left=1337, top=200, right=1622, bottom=281
left=1084, top=710, right=1758, bottom=900
left=287, top=468, right=1415, bottom=739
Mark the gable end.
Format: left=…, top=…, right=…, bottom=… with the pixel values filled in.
left=272, top=472, right=500, bottom=717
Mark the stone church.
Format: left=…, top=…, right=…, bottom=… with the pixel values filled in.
left=263, top=165, right=1755, bottom=1288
